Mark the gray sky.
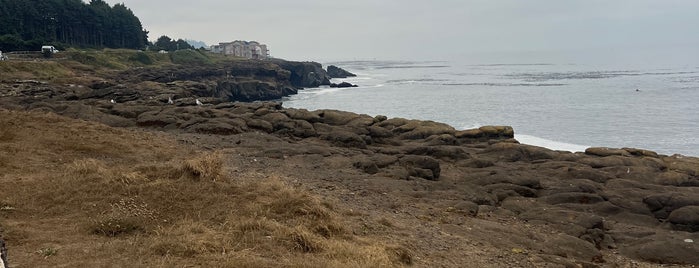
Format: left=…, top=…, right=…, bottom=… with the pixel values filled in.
left=105, top=0, right=699, bottom=62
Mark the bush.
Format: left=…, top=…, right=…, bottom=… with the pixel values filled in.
left=170, top=49, right=212, bottom=65
left=128, top=51, right=153, bottom=65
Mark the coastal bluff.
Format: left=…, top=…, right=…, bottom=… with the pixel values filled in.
left=1, top=55, right=698, bottom=267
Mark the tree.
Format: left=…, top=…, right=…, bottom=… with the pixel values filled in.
left=152, top=35, right=194, bottom=52
left=0, top=0, right=149, bottom=50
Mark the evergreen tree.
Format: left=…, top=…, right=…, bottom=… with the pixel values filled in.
left=0, top=0, right=149, bottom=50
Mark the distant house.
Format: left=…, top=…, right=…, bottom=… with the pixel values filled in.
left=210, top=40, right=269, bottom=59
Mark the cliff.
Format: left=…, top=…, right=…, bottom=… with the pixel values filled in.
left=268, top=59, right=332, bottom=88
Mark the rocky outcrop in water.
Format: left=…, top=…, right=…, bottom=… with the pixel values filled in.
left=329, top=82, right=358, bottom=88
left=327, top=65, right=357, bottom=78
left=269, top=59, right=331, bottom=88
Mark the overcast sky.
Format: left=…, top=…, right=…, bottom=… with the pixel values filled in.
left=105, top=0, right=699, bottom=62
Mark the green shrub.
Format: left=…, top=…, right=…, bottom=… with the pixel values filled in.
left=170, top=49, right=212, bottom=65
left=128, top=51, right=153, bottom=65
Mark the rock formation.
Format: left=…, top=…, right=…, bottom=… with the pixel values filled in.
left=329, top=82, right=358, bottom=88
left=327, top=65, right=357, bottom=78
left=269, top=59, right=331, bottom=88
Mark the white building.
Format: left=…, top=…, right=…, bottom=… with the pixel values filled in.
left=210, top=40, right=269, bottom=59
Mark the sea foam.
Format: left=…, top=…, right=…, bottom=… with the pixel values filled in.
left=515, top=134, right=589, bottom=153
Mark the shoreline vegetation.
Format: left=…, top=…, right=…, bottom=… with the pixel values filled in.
left=1, top=50, right=698, bottom=267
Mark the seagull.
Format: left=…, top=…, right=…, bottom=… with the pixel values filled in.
left=168, top=97, right=174, bottom=104
left=195, top=99, right=203, bottom=106
left=110, top=99, right=116, bottom=104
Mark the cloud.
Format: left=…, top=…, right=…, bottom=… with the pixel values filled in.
left=106, top=0, right=699, bottom=61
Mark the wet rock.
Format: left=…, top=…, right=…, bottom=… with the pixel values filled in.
left=329, top=82, right=358, bottom=88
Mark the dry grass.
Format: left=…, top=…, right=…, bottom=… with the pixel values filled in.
left=0, top=109, right=411, bottom=267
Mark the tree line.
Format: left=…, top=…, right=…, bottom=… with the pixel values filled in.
left=0, top=0, right=148, bottom=51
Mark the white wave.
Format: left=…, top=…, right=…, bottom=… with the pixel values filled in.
left=515, top=134, right=589, bottom=153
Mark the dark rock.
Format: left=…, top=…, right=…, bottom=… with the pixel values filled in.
left=585, top=147, right=631, bottom=157
left=622, top=147, right=659, bottom=158
left=668, top=206, right=699, bottom=232
left=354, top=160, right=379, bottom=174
left=321, top=130, right=367, bottom=149
left=89, top=80, right=115, bottom=89
left=269, top=59, right=331, bottom=88
left=565, top=167, right=614, bottom=183
left=326, top=65, right=357, bottom=78
left=186, top=118, right=246, bottom=135
left=643, top=194, right=699, bottom=219
left=399, top=155, right=441, bottom=180
left=216, top=80, right=292, bottom=102
left=461, top=158, right=495, bottom=168
left=484, top=183, right=538, bottom=202
left=480, top=143, right=557, bottom=162
left=452, top=201, right=479, bottom=216
left=542, top=193, right=606, bottom=205
left=404, top=145, right=470, bottom=160
left=544, top=234, right=603, bottom=262
left=329, top=82, right=358, bottom=88
left=623, top=234, right=699, bottom=264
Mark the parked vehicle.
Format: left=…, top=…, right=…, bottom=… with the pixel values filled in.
left=41, top=45, right=59, bottom=58
left=0, top=50, right=7, bottom=61
left=41, top=46, right=59, bottom=53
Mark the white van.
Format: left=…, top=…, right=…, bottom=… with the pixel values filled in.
left=0, top=50, right=7, bottom=61
left=41, top=46, right=59, bottom=54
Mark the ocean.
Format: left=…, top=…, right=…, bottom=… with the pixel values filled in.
left=283, top=60, right=699, bottom=157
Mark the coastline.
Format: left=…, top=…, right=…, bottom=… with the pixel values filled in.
left=285, top=60, right=699, bottom=157
left=1, top=54, right=698, bottom=266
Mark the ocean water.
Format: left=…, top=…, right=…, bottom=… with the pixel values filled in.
left=283, top=60, right=699, bottom=157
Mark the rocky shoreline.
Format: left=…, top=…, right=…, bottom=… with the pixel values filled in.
left=1, top=57, right=698, bottom=266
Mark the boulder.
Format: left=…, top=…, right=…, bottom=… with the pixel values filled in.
left=667, top=206, right=699, bottom=232
left=326, top=65, right=357, bottom=78
left=643, top=194, right=699, bottom=219
left=399, top=155, right=441, bottom=180
left=321, top=130, right=367, bottom=149
left=623, top=234, right=699, bottom=264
